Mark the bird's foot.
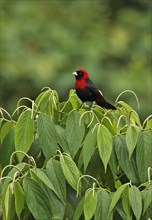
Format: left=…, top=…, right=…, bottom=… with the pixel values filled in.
left=77, top=102, right=95, bottom=110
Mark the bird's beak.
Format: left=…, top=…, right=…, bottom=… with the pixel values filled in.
left=72, top=72, right=78, bottom=76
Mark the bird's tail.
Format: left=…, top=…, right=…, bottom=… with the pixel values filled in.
left=101, top=101, right=116, bottom=110
left=96, top=95, right=116, bottom=110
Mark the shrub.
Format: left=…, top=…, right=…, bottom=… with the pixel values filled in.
left=0, top=88, right=152, bottom=220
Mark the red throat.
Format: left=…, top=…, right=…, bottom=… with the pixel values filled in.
left=75, top=79, right=87, bottom=89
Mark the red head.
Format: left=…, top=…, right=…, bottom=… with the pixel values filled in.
left=72, top=69, right=89, bottom=80
left=72, top=69, right=89, bottom=88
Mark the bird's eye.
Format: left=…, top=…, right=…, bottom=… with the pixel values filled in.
left=78, top=71, right=84, bottom=76
left=75, top=71, right=84, bottom=79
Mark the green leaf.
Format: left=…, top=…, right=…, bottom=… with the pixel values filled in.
left=102, top=117, right=115, bottom=136
left=59, top=101, right=73, bottom=123
left=37, top=113, right=58, bottom=160
left=126, top=125, right=139, bottom=158
left=95, top=189, right=112, bottom=220
left=23, top=177, right=52, bottom=220
left=93, top=108, right=104, bottom=121
left=136, top=131, right=152, bottom=183
left=60, top=154, right=80, bottom=190
left=1, top=163, right=28, bottom=193
left=43, top=187, right=65, bottom=220
left=66, top=111, right=85, bottom=157
left=46, top=158, right=66, bottom=203
left=0, top=121, right=14, bottom=144
left=117, top=101, right=133, bottom=112
left=14, top=182, right=25, bottom=220
left=2, top=183, right=15, bottom=220
left=115, top=135, right=140, bottom=185
left=38, top=163, right=66, bottom=220
left=109, top=144, right=118, bottom=179
left=129, top=186, right=142, bottom=220
left=35, top=90, right=51, bottom=113
left=15, top=109, right=34, bottom=162
left=84, top=189, right=97, bottom=220
left=117, top=101, right=140, bottom=125
left=69, top=89, right=80, bottom=109
left=73, top=196, right=85, bottom=220
left=122, top=185, right=131, bottom=218
left=31, top=168, right=61, bottom=201
left=109, top=183, right=128, bottom=213
left=144, top=118, right=152, bottom=129
left=116, top=200, right=128, bottom=220
left=97, top=124, right=112, bottom=172
left=83, top=127, right=97, bottom=171
left=0, top=127, right=15, bottom=168
left=27, top=138, right=41, bottom=159
left=45, top=90, right=59, bottom=118
left=55, top=125, right=70, bottom=153
left=143, top=185, right=152, bottom=215
left=3, top=185, right=10, bottom=220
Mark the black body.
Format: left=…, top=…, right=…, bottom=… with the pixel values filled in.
left=75, top=71, right=116, bottom=110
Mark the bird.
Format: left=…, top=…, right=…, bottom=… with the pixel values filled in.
left=72, top=69, right=116, bottom=110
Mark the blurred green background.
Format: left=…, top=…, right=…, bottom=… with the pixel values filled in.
left=1, top=0, right=151, bottom=121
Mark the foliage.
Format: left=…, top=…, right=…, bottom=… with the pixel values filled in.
left=1, top=0, right=151, bottom=121
left=0, top=88, right=152, bottom=220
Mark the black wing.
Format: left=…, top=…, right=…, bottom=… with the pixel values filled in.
left=86, top=78, right=106, bottom=102
left=86, top=78, right=116, bottom=109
